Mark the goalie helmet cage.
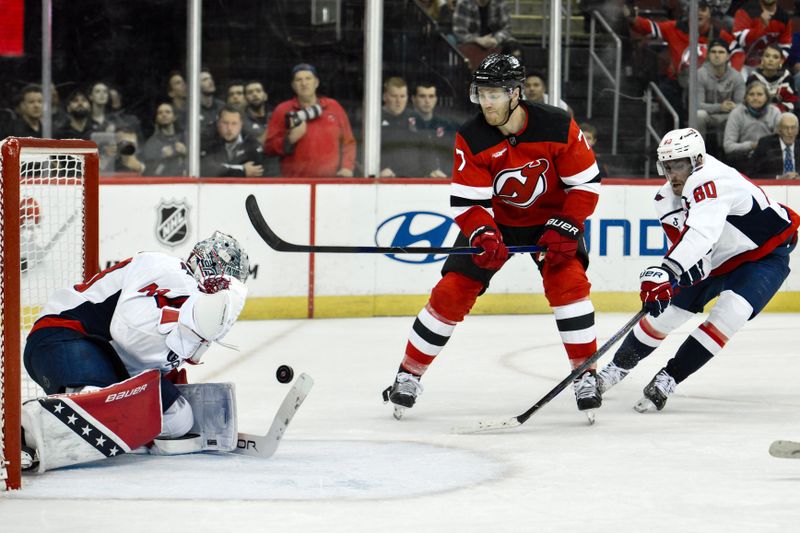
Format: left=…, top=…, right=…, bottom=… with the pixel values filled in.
left=0, top=138, right=99, bottom=491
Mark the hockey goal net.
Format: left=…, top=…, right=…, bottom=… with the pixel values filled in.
left=0, top=137, right=98, bottom=490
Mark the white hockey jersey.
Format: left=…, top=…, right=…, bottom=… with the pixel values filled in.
left=31, top=252, right=247, bottom=376
left=655, top=154, right=799, bottom=278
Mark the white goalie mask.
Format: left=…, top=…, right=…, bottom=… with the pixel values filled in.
left=656, top=128, right=706, bottom=176
left=187, top=231, right=250, bottom=284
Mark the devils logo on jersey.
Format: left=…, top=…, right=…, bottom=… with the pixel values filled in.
left=493, top=160, right=549, bottom=208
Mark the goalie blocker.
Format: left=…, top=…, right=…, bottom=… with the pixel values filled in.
left=21, top=371, right=240, bottom=472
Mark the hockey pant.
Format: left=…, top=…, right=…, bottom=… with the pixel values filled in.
left=612, top=245, right=791, bottom=384
left=400, top=253, right=596, bottom=376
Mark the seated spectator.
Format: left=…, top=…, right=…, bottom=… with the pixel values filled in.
left=786, top=31, right=800, bottom=93
left=199, top=68, right=225, bottom=140
left=200, top=106, right=264, bottom=177
left=380, top=76, right=424, bottom=177
left=697, top=38, right=745, bottom=152
left=166, top=71, right=187, bottom=131
left=12, top=84, right=44, bottom=138
left=88, top=81, right=117, bottom=133
left=410, top=81, right=458, bottom=177
left=723, top=79, right=780, bottom=166
left=625, top=0, right=734, bottom=122
left=54, top=89, right=93, bottom=140
left=524, top=72, right=573, bottom=115
left=453, top=0, right=521, bottom=69
left=244, top=80, right=269, bottom=144
left=579, top=122, right=608, bottom=178
left=265, top=63, right=356, bottom=177
left=142, top=103, right=187, bottom=177
left=746, top=43, right=798, bottom=113
left=731, top=0, right=792, bottom=73
left=748, top=111, right=800, bottom=179
left=113, top=127, right=145, bottom=175
left=108, top=86, right=143, bottom=141
left=438, top=0, right=458, bottom=45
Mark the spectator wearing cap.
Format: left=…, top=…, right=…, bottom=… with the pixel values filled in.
left=697, top=37, right=744, bottom=153
left=265, top=63, right=356, bottom=177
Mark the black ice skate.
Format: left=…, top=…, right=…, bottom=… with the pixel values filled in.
left=634, top=368, right=676, bottom=413
left=573, top=370, right=601, bottom=424
left=382, top=372, right=423, bottom=420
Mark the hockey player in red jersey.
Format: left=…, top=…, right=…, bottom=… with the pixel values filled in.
left=595, top=128, right=799, bottom=412
left=382, top=53, right=602, bottom=418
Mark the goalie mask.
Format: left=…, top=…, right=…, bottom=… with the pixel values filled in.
left=656, top=128, right=706, bottom=176
left=187, top=231, right=250, bottom=284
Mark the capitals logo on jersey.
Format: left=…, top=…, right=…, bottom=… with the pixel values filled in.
left=493, top=160, right=549, bottom=208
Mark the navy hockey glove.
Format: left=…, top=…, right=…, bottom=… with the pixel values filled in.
left=639, top=266, right=676, bottom=317
left=470, top=226, right=509, bottom=270
left=536, top=216, right=581, bottom=267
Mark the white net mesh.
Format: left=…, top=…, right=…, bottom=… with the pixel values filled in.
left=19, top=153, right=87, bottom=401
left=1, top=144, right=90, bottom=490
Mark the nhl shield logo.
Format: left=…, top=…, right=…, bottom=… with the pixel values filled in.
left=155, top=200, right=190, bottom=247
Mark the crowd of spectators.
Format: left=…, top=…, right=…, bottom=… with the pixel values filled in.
left=4, top=0, right=800, bottom=179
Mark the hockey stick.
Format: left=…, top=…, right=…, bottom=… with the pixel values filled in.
left=769, top=440, right=800, bottom=459
left=245, top=194, right=543, bottom=255
left=453, top=309, right=648, bottom=434
left=231, top=372, right=314, bottom=459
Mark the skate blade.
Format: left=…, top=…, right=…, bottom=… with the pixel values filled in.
left=392, top=406, right=405, bottom=420
left=633, top=397, right=656, bottom=413
left=584, top=409, right=597, bottom=425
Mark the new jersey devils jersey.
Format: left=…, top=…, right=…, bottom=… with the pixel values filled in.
left=31, top=252, right=244, bottom=376
left=450, top=101, right=600, bottom=238
left=655, top=154, right=799, bottom=277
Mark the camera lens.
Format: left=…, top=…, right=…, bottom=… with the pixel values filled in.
left=118, top=141, right=136, bottom=156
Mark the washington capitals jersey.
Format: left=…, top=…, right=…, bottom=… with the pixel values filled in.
left=655, top=154, right=799, bottom=277
left=31, top=252, right=203, bottom=376
left=450, top=101, right=600, bottom=237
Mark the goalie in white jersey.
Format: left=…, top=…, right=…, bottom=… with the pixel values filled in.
left=595, top=128, right=799, bottom=412
left=21, top=231, right=249, bottom=470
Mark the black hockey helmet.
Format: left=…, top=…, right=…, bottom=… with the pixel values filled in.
left=469, top=53, right=525, bottom=103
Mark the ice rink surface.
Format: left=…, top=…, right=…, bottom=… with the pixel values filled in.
left=3, top=312, right=800, bottom=532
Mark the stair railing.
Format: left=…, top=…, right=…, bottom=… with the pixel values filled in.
left=644, top=82, right=679, bottom=178
left=586, top=10, right=621, bottom=154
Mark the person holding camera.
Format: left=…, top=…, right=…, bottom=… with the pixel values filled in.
left=200, top=106, right=265, bottom=177
left=265, top=63, right=356, bottom=177
left=142, top=102, right=187, bottom=177
left=114, top=127, right=146, bottom=175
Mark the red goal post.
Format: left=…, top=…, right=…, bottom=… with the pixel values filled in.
left=0, top=137, right=98, bottom=491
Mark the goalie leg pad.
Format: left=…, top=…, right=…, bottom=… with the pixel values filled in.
left=21, top=369, right=162, bottom=473
left=170, top=382, right=238, bottom=453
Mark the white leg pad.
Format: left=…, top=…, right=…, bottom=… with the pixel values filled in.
left=21, top=370, right=162, bottom=473
left=152, top=382, right=237, bottom=454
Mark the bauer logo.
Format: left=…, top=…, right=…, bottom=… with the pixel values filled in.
left=375, top=211, right=458, bottom=264
left=155, top=200, right=190, bottom=247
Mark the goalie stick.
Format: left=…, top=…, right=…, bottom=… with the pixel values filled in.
left=245, top=194, right=543, bottom=255
left=453, top=309, right=647, bottom=434
left=231, top=372, right=313, bottom=459
left=768, top=440, right=800, bottom=459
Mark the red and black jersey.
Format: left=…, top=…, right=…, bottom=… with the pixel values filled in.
left=732, top=1, right=792, bottom=69
left=450, top=101, right=600, bottom=239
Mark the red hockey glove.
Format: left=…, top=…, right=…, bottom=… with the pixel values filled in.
left=536, top=216, right=581, bottom=267
left=470, top=226, right=509, bottom=270
left=639, top=266, right=676, bottom=317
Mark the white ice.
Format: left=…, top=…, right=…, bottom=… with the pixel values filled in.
left=3, top=313, right=800, bottom=532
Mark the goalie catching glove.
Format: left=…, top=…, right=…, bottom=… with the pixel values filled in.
left=160, top=276, right=248, bottom=364
left=470, top=226, right=509, bottom=270
left=536, top=216, right=581, bottom=267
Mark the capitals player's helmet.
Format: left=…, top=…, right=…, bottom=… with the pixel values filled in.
left=187, top=231, right=250, bottom=284
left=469, top=53, right=526, bottom=104
left=656, top=128, right=706, bottom=176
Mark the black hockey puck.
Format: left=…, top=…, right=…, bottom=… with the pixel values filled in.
left=276, top=365, right=294, bottom=384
